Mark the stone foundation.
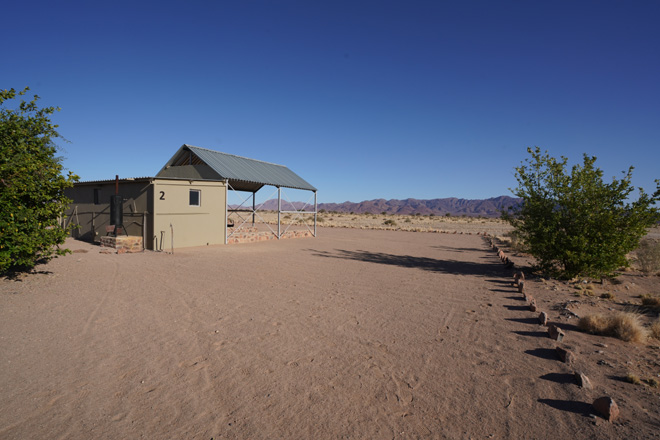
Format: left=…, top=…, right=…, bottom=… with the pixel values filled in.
left=100, top=235, right=144, bottom=253
left=227, top=227, right=313, bottom=244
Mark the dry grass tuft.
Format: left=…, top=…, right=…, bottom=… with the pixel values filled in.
left=578, top=312, right=648, bottom=343
left=601, top=292, right=616, bottom=300
left=640, top=294, right=660, bottom=310
left=651, top=319, right=660, bottom=340
left=578, top=314, right=612, bottom=335
left=626, top=373, right=642, bottom=385
left=611, top=313, right=648, bottom=343
left=645, top=378, right=659, bottom=388
left=635, top=238, right=660, bottom=274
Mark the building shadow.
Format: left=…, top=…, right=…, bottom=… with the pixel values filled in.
left=309, top=249, right=503, bottom=276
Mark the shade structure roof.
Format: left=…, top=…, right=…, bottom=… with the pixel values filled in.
left=156, top=145, right=317, bottom=193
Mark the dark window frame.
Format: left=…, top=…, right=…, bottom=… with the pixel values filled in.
left=189, top=189, right=201, bottom=206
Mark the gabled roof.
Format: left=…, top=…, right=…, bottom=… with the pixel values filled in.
left=156, top=145, right=317, bottom=193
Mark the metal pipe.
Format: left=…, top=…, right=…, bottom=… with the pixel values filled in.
left=277, top=187, right=281, bottom=239
left=170, top=223, right=174, bottom=254
left=314, top=191, right=317, bottom=237
left=142, top=212, right=146, bottom=250
left=224, top=179, right=228, bottom=245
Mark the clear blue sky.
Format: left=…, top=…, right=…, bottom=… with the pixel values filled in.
left=3, top=0, right=659, bottom=204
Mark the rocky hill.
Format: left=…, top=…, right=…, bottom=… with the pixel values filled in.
left=255, top=196, right=521, bottom=218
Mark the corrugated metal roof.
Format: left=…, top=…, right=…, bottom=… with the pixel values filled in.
left=73, top=177, right=155, bottom=185
left=157, top=145, right=317, bottom=192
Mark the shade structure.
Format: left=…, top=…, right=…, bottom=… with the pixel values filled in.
left=156, top=145, right=317, bottom=193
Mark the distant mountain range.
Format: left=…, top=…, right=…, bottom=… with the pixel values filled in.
left=252, top=196, right=521, bottom=218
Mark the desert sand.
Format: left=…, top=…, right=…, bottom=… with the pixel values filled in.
left=1, top=227, right=658, bottom=439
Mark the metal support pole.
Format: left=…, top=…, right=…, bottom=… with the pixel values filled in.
left=277, top=187, right=281, bottom=239
left=314, top=191, right=317, bottom=237
left=224, top=179, right=228, bottom=244
left=252, top=192, right=256, bottom=226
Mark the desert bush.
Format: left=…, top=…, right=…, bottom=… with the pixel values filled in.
left=578, top=312, right=647, bottom=343
left=503, top=147, right=660, bottom=279
left=626, top=373, right=642, bottom=385
left=636, top=239, right=660, bottom=274
left=383, top=219, right=397, bottom=227
left=645, top=378, right=659, bottom=388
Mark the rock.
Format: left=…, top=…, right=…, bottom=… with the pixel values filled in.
left=539, top=311, right=548, bottom=326
left=592, top=397, right=619, bottom=422
left=529, top=299, right=537, bottom=312
left=555, top=347, right=575, bottom=364
left=548, top=324, right=565, bottom=342
left=575, top=372, right=593, bottom=389
left=517, top=280, right=525, bottom=294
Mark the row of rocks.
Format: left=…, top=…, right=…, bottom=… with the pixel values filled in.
left=509, top=267, right=621, bottom=422
left=485, top=234, right=622, bottom=423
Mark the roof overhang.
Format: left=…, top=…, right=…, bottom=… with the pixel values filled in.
left=156, top=145, right=317, bottom=193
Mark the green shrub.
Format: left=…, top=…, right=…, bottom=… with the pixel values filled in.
left=504, top=147, right=660, bottom=279
left=1, top=88, right=78, bottom=274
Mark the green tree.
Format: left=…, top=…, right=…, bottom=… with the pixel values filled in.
left=504, top=147, right=660, bottom=279
left=1, top=87, right=78, bottom=274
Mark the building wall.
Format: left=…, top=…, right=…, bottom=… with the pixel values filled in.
left=64, top=180, right=152, bottom=246
left=152, top=179, right=227, bottom=250
left=66, top=178, right=227, bottom=250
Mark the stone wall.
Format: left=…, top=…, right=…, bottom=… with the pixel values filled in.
left=100, top=236, right=144, bottom=253
left=227, top=228, right=313, bottom=244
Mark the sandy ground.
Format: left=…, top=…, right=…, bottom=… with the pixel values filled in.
left=1, top=227, right=659, bottom=439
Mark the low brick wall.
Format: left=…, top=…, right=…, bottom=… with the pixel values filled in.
left=100, top=236, right=144, bottom=253
left=227, top=228, right=313, bottom=244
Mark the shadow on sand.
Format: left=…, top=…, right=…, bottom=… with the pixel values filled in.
left=309, top=248, right=503, bottom=276
left=538, top=399, right=593, bottom=416
left=524, top=348, right=557, bottom=360
left=540, top=373, right=576, bottom=385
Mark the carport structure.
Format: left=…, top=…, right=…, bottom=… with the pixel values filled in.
left=157, top=145, right=318, bottom=244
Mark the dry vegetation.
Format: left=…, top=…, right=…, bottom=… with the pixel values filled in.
left=259, top=211, right=515, bottom=236
left=578, top=312, right=648, bottom=343
left=634, top=238, right=660, bottom=274
left=651, top=319, right=660, bottom=340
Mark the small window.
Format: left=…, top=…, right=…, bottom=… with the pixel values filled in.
left=189, top=189, right=201, bottom=206
left=93, top=188, right=100, bottom=205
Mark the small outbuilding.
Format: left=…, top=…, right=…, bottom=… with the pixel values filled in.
left=65, top=145, right=317, bottom=250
